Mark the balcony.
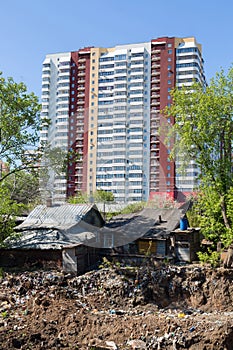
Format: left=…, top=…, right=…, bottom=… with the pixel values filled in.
left=79, top=72, right=86, bottom=77
left=151, top=71, right=160, bottom=76
left=151, top=85, right=160, bottom=91
left=151, top=56, right=161, bottom=61
left=150, top=128, right=159, bottom=136
left=150, top=169, right=159, bottom=175
left=150, top=152, right=159, bottom=159
left=77, top=107, right=84, bottom=112
left=152, top=64, right=160, bottom=69
left=150, top=115, right=159, bottom=123
left=151, top=78, right=160, bottom=83
left=75, top=163, right=84, bottom=170
left=76, top=133, right=84, bottom=140
left=78, top=58, right=86, bottom=63
left=151, top=136, right=159, bottom=143
left=78, top=65, right=86, bottom=70
left=151, top=93, right=160, bottom=98
left=77, top=86, right=85, bottom=91
left=151, top=100, right=160, bottom=107
left=151, top=145, right=160, bottom=151
left=151, top=49, right=161, bottom=54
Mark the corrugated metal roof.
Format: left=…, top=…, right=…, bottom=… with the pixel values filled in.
left=16, top=204, right=97, bottom=230
left=8, top=203, right=191, bottom=250
left=8, top=221, right=97, bottom=250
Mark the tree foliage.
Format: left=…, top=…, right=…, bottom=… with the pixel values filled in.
left=0, top=72, right=41, bottom=181
left=0, top=171, right=41, bottom=243
left=0, top=186, right=24, bottom=243
left=67, top=191, right=89, bottom=204
left=3, top=171, right=41, bottom=208
left=165, top=66, right=233, bottom=246
left=0, top=72, right=42, bottom=242
left=93, top=190, right=114, bottom=203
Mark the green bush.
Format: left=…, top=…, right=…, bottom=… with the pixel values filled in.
left=197, top=249, right=220, bottom=267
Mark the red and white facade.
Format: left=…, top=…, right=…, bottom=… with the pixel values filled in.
left=40, top=37, right=206, bottom=204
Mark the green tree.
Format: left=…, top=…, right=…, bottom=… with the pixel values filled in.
left=94, top=189, right=114, bottom=203
left=0, top=170, right=41, bottom=243
left=68, top=191, right=89, bottom=204
left=0, top=186, right=24, bottom=244
left=0, top=72, right=42, bottom=242
left=0, top=72, right=41, bottom=181
left=3, top=171, right=41, bottom=208
left=164, top=66, right=233, bottom=247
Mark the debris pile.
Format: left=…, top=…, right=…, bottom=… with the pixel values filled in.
left=0, top=264, right=233, bottom=349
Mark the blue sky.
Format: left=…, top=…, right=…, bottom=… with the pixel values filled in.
left=1, top=0, right=232, bottom=97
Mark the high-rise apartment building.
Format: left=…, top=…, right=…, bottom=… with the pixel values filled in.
left=40, top=37, right=206, bottom=204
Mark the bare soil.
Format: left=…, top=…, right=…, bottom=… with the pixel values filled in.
left=0, top=264, right=233, bottom=349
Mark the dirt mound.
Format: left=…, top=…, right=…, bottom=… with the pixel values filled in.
left=0, top=265, right=233, bottom=349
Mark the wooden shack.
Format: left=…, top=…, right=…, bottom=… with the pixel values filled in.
left=170, top=228, right=201, bottom=262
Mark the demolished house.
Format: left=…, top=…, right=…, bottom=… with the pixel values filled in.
left=1, top=204, right=105, bottom=273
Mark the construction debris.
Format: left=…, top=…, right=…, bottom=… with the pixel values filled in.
left=0, top=264, right=233, bottom=349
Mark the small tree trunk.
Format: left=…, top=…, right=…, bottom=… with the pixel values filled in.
left=220, top=196, right=231, bottom=229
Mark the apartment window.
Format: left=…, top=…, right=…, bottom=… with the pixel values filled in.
left=92, top=80, right=95, bottom=84
left=92, top=74, right=95, bottom=78
left=168, top=43, right=172, bottom=48
left=168, top=65, right=171, bottom=70
left=115, top=54, right=126, bottom=61
left=168, top=49, right=172, bottom=54
left=72, top=77, right=75, bottom=81
left=168, top=80, right=171, bottom=84
left=168, top=57, right=172, bottom=62
left=92, top=59, right=95, bottom=63
left=168, top=87, right=171, bottom=92
left=92, top=66, right=95, bottom=70
left=167, top=165, right=171, bottom=170
left=168, top=95, right=171, bottom=100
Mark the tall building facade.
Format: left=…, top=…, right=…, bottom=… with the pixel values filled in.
left=40, top=37, right=206, bottom=204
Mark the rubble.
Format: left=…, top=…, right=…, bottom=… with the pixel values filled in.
left=0, top=264, right=232, bottom=349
